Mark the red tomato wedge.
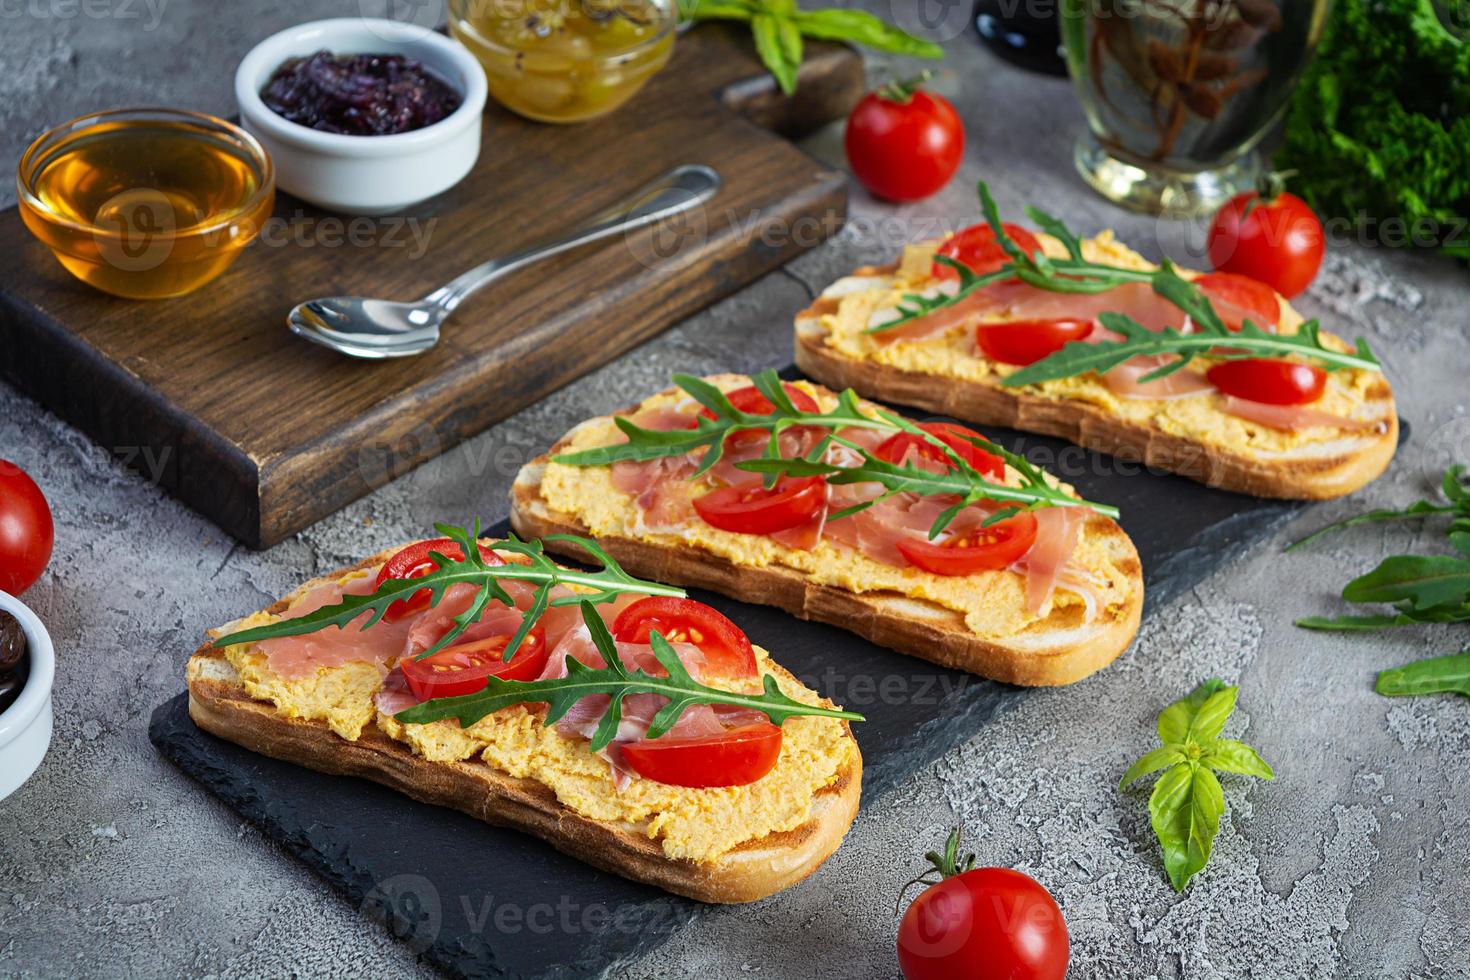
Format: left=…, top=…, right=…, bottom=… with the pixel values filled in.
left=698, top=382, right=820, bottom=422
left=694, top=476, right=826, bottom=535
left=619, top=723, right=784, bottom=788
left=976, top=318, right=1094, bottom=366
left=1206, top=358, right=1326, bottom=405
left=400, top=628, right=548, bottom=701
left=875, top=422, right=1006, bottom=481
left=896, top=512, right=1039, bottom=575
left=376, top=538, right=505, bottom=622
left=612, top=596, right=757, bottom=678
left=934, top=223, right=1043, bottom=280
left=1193, top=272, right=1280, bottom=330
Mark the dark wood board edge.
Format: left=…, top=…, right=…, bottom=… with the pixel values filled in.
left=0, top=289, right=263, bottom=535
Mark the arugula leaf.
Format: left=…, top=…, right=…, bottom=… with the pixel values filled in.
left=396, top=601, right=864, bottom=742
left=678, top=0, right=940, bottom=95
left=1340, top=555, right=1470, bottom=611
left=552, top=370, right=1120, bottom=532
left=1288, top=465, right=1468, bottom=550
left=1375, top=650, right=1470, bottom=699
left=212, top=523, right=684, bottom=662
left=868, top=183, right=1381, bottom=381
left=1122, top=678, right=1273, bottom=892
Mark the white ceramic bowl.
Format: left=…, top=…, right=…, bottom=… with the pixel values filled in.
left=0, top=592, right=54, bottom=802
left=235, top=18, right=488, bottom=214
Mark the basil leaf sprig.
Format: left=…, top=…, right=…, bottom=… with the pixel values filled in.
left=552, top=369, right=1120, bottom=533
left=677, top=0, right=942, bottom=95
left=868, top=182, right=1381, bottom=384
left=1376, top=649, right=1470, bottom=700
left=1293, top=465, right=1470, bottom=632
left=396, top=600, right=864, bottom=748
left=1121, top=679, right=1275, bottom=893
left=212, top=523, right=684, bottom=663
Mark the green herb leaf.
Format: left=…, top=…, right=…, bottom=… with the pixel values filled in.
left=1340, top=554, right=1470, bottom=611
left=395, top=602, right=865, bottom=734
left=1296, top=605, right=1470, bottom=631
left=1375, top=649, right=1470, bottom=699
left=1123, top=678, right=1271, bottom=892
left=211, top=524, right=684, bottom=661
left=1157, top=677, right=1228, bottom=744
left=752, top=13, right=800, bottom=95
left=788, top=8, right=943, bottom=58
left=1119, top=746, right=1187, bottom=790
left=869, top=183, right=1381, bottom=382
left=1149, top=763, right=1225, bottom=893
left=1287, top=501, right=1458, bottom=550
left=552, top=370, right=1120, bottom=533
left=1203, top=739, right=1276, bottom=780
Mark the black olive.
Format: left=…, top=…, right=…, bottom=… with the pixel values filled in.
left=0, top=610, right=25, bottom=673
left=0, top=673, right=19, bottom=714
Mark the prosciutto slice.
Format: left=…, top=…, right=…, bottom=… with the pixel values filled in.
left=1220, top=396, right=1381, bottom=433
left=1012, top=506, right=1087, bottom=615
left=256, top=574, right=417, bottom=678
left=1102, top=355, right=1214, bottom=400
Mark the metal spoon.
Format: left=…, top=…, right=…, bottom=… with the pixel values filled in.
left=287, top=164, right=721, bottom=359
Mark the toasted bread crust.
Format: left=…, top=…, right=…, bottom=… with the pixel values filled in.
left=186, top=557, right=862, bottom=905
left=508, top=381, right=1145, bottom=687
left=793, top=270, right=1398, bottom=501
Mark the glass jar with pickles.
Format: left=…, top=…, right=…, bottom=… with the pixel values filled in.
left=449, top=0, right=676, bottom=124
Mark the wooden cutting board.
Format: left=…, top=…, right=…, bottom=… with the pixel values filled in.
left=0, top=25, right=863, bottom=548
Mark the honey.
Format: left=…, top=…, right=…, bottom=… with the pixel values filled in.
left=17, top=109, right=275, bottom=300
left=449, top=0, right=675, bottom=123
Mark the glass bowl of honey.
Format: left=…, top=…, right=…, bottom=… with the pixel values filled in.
left=449, top=0, right=676, bottom=123
left=16, top=108, right=275, bottom=300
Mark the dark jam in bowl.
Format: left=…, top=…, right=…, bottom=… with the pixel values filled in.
left=0, top=610, right=27, bottom=716
left=260, top=50, right=464, bottom=136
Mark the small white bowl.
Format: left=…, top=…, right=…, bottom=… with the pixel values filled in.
left=235, top=18, right=488, bottom=214
left=0, top=592, right=54, bottom=802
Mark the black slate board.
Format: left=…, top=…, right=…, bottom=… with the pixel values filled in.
left=151, top=385, right=1327, bottom=980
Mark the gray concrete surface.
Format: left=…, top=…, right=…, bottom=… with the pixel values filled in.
left=3, top=2, right=1469, bottom=977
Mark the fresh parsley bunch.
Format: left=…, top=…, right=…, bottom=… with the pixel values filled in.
left=1121, top=679, right=1274, bottom=892
left=677, top=0, right=942, bottom=95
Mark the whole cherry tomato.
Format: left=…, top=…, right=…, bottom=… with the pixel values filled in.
left=845, top=74, right=964, bottom=203
left=0, top=460, right=54, bottom=595
left=898, top=828, right=1069, bottom=980
left=1206, top=177, right=1324, bottom=298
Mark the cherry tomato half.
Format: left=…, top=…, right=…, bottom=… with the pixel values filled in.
left=1207, top=188, right=1324, bottom=298
left=620, top=723, right=783, bottom=788
left=376, top=537, right=505, bottom=622
left=875, top=422, right=1006, bottom=481
left=898, top=830, right=1069, bottom=980
left=896, top=511, right=1039, bottom=575
left=844, top=77, right=964, bottom=203
left=0, top=460, right=53, bottom=595
left=934, top=223, right=1044, bottom=281
left=976, top=318, right=1094, bottom=366
left=400, top=629, right=548, bottom=702
left=1193, top=271, right=1281, bottom=331
left=612, top=596, right=757, bottom=678
left=1206, top=358, right=1327, bottom=405
left=693, top=476, right=826, bottom=536
left=699, top=383, right=820, bottom=422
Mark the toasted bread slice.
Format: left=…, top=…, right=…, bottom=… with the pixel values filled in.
left=794, top=251, right=1398, bottom=501
left=509, top=378, right=1144, bottom=687
left=186, top=553, right=862, bottom=905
